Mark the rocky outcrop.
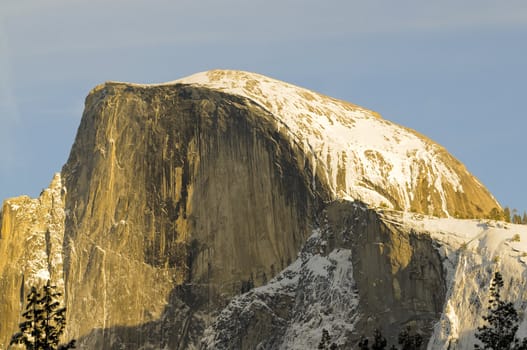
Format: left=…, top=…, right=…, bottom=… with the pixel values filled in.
left=327, top=201, right=446, bottom=343
left=202, top=201, right=446, bottom=348
left=0, top=70, right=508, bottom=349
left=0, top=174, right=65, bottom=349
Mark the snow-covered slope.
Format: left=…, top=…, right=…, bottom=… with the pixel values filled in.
left=171, top=70, right=497, bottom=218
left=395, top=212, right=527, bottom=349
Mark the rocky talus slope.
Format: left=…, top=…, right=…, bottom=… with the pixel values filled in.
left=1, top=70, right=520, bottom=350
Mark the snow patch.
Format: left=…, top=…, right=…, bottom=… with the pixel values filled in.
left=34, top=268, right=51, bottom=281
left=10, top=204, right=20, bottom=211
left=203, top=230, right=359, bottom=349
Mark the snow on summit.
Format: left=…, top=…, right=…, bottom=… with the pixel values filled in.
left=170, top=70, right=497, bottom=217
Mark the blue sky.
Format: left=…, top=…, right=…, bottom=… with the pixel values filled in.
left=1, top=0, right=526, bottom=214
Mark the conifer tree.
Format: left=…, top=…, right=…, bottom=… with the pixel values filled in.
left=474, top=271, right=523, bottom=349
left=359, top=328, right=419, bottom=350
left=11, top=286, right=44, bottom=349
left=318, top=328, right=338, bottom=349
left=488, top=208, right=502, bottom=221
left=504, top=207, right=511, bottom=223
left=397, top=327, right=422, bottom=350
left=10, top=280, right=75, bottom=350
left=318, top=329, right=331, bottom=349
left=372, top=329, right=388, bottom=350
left=358, top=336, right=370, bottom=350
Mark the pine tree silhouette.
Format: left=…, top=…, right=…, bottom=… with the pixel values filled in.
left=318, top=328, right=338, bottom=349
left=10, top=280, right=76, bottom=350
left=474, top=271, right=524, bottom=349
left=397, top=327, right=422, bottom=350
left=371, top=329, right=388, bottom=350
left=359, top=328, right=421, bottom=350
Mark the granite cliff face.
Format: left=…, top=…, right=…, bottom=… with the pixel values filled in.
left=59, top=82, right=322, bottom=348
left=0, top=70, right=514, bottom=349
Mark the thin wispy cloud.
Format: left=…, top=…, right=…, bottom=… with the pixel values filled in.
left=5, top=0, right=527, bottom=58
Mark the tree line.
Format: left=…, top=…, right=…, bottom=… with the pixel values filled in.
left=488, top=207, right=527, bottom=224
left=8, top=270, right=526, bottom=349
left=503, top=207, right=527, bottom=225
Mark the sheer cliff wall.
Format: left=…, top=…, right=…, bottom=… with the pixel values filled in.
left=60, top=83, right=325, bottom=347
left=325, top=202, right=446, bottom=344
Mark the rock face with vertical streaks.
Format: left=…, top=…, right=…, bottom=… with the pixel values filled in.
left=0, top=174, right=65, bottom=349
left=59, top=81, right=322, bottom=348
